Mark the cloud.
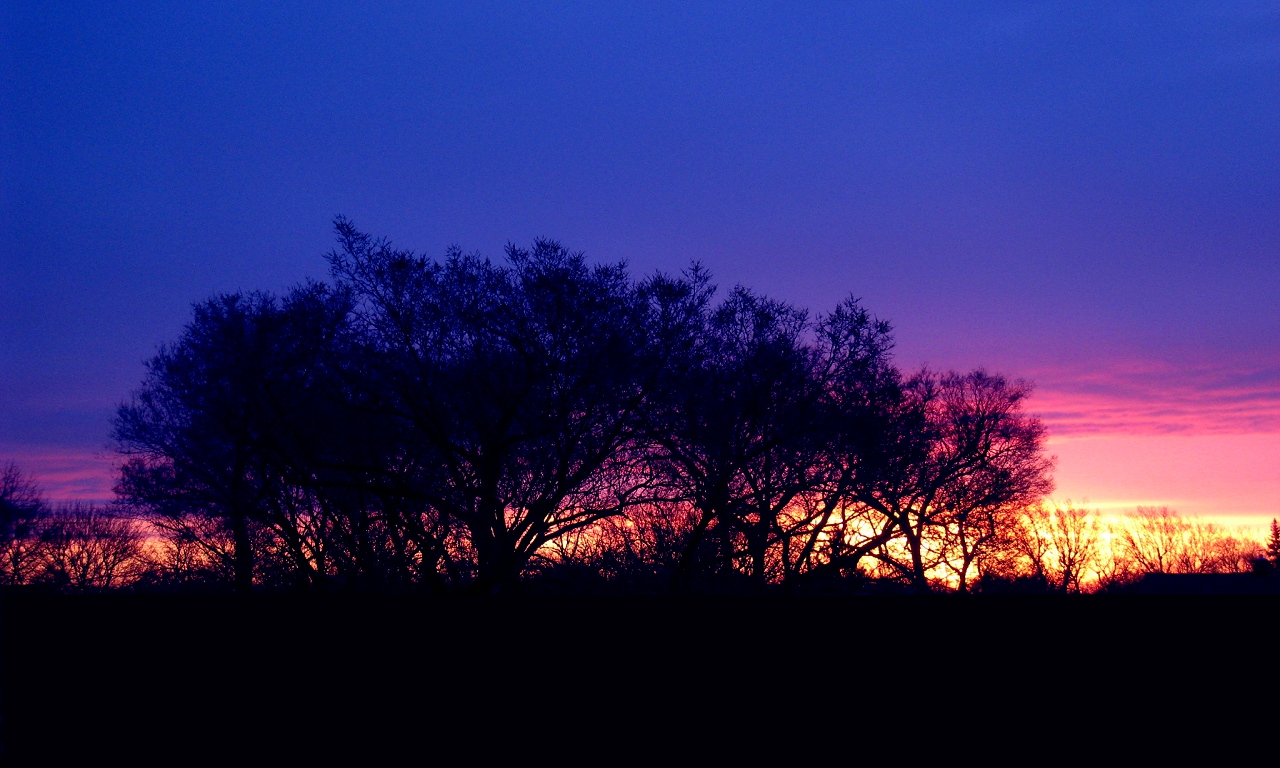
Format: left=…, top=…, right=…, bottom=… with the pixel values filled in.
left=1027, top=358, right=1280, bottom=436
left=0, top=445, right=116, bottom=504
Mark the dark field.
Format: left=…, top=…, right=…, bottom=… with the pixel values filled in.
left=4, top=591, right=1272, bottom=761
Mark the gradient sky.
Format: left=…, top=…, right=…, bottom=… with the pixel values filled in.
left=2, top=2, right=1277, bottom=524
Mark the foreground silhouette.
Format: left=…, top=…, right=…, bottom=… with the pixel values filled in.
left=4, top=221, right=1271, bottom=594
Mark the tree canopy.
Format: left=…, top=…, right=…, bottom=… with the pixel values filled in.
left=104, top=219, right=1066, bottom=593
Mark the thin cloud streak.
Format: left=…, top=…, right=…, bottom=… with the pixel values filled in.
left=1029, top=359, right=1280, bottom=436
left=1023, top=357, right=1280, bottom=526
left=0, top=445, right=115, bottom=504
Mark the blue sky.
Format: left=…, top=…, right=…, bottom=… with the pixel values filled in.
left=2, top=2, right=1277, bottom=515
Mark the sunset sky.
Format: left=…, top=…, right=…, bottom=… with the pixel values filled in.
left=2, top=2, right=1277, bottom=527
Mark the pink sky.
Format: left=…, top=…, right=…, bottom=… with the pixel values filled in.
left=1032, top=358, right=1280, bottom=532
left=0, top=445, right=117, bottom=503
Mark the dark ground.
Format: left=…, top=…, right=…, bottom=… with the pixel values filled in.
left=2, top=593, right=1273, bottom=761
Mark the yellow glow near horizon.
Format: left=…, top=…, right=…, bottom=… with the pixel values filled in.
left=1043, top=432, right=1280, bottom=531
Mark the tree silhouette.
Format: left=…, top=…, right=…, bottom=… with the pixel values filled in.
left=653, top=287, right=820, bottom=588
left=851, top=370, right=1054, bottom=591
left=327, top=219, right=695, bottom=592
left=652, top=288, right=896, bottom=590
left=1, top=461, right=47, bottom=586
left=97, top=220, right=1093, bottom=594
left=39, top=503, right=145, bottom=592
left=113, top=284, right=358, bottom=592
left=1012, top=503, right=1100, bottom=593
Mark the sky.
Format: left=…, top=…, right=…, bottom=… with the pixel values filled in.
left=2, top=2, right=1277, bottom=526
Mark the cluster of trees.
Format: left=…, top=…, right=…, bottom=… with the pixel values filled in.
left=4, top=220, right=1274, bottom=593
left=0, top=463, right=145, bottom=591
left=984, top=503, right=1269, bottom=593
left=4, top=457, right=1271, bottom=594
left=104, top=220, right=1058, bottom=593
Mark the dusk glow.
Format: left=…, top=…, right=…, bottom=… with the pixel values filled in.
left=8, top=11, right=1280, bottom=747
left=3, top=3, right=1277, bottom=530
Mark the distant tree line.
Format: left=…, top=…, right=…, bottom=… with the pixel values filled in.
left=2, top=220, right=1272, bottom=593
left=3, top=459, right=1269, bottom=594
left=1, top=463, right=145, bottom=591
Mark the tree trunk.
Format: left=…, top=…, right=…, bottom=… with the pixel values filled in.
left=471, top=514, right=522, bottom=594
left=232, top=512, right=253, bottom=594
left=904, top=519, right=929, bottom=593
left=671, top=506, right=716, bottom=593
left=748, top=527, right=769, bottom=590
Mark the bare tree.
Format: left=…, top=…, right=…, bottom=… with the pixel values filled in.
left=1094, top=521, right=1139, bottom=591
left=942, top=502, right=1022, bottom=593
left=39, top=503, right=146, bottom=591
left=328, top=220, right=693, bottom=591
left=113, top=291, right=302, bottom=592
left=137, top=512, right=237, bottom=589
left=653, top=286, right=822, bottom=589
left=1010, top=503, right=1054, bottom=585
left=103, top=219, right=1081, bottom=595
left=1043, top=503, right=1101, bottom=592
left=1121, top=507, right=1186, bottom=574
left=853, top=370, right=1055, bottom=591
left=1118, top=506, right=1262, bottom=579
left=1, top=461, right=48, bottom=586
left=112, top=282, right=423, bottom=592
left=1175, top=519, right=1260, bottom=574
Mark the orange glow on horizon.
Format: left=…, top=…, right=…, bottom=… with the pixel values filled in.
left=1027, top=358, right=1280, bottom=532
left=1044, top=432, right=1279, bottom=533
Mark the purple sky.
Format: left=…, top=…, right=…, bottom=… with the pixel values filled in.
left=2, top=2, right=1277, bottom=520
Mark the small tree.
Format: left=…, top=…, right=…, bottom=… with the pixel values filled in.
left=1011, top=503, right=1054, bottom=583
left=1094, top=522, right=1139, bottom=592
left=0, top=461, right=48, bottom=586
left=1047, top=503, right=1100, bottom=592
left=1121, top=507, right=1186, bottom=574
left=40, top=503, right=146, bottom=591
left=1267, top=518, right=1280, bottom=569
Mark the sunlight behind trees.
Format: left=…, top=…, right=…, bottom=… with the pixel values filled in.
left=4, top=222, right=1272, bottom=594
